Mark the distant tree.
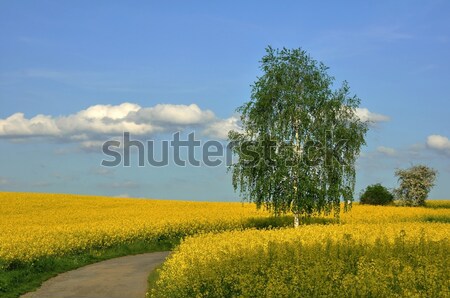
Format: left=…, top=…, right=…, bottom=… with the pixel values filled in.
left=394, top=165, right=437, bottom=206
left=359, top=183, right=393, bottom=205
left=228, top=46, right=368, bottom=227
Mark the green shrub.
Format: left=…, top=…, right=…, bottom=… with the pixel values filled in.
left=359, top=183, right=393, bottom=205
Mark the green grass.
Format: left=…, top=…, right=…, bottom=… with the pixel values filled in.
left=423, top=215, right=450, bottom=223
left=147, top=263, right=165, bottom=294
left=0, top=239, right=178, bottom=298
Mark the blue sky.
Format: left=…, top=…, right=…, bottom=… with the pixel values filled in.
left=0, top=0, right=449, bottom=200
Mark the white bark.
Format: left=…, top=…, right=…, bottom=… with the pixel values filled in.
left=294, top=213, right=300, bottom=228
left=293, top=123, right=301, bottom=229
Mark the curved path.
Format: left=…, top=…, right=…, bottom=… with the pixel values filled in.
left=21, top=251, right=170, bottom=298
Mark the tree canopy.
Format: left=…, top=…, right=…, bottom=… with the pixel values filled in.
left=395, top=165, right=437, bottom=206
left=228, top=46, right=368, bottom=223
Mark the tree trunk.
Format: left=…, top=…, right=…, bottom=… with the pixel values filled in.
left=293, top=122, right=301, bottom=229
left=294, top=212, right=300, bottom=228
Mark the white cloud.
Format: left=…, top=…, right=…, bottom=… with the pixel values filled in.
left=0, top=113, right=60, bottom=137
left=0, top=103, right=385, bottom=143
left=79, top=140, right=108, bottom=152
left=355, top=108, right=390, bottom=123
left=376, top=146, right=397, bottom=156
left=57, top=103, right=155, bottom=136
left=129, top=103, right=215, bottom=126
left=202, top=115, right=242, bottom=139
left=427, top=134, right=450, bottom=155
left=77, top=102, right=141, bottom=120
left=0, top=102, right=238, bottom=142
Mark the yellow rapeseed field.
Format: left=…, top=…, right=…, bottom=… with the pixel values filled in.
left=147, top=200, right=449, bottom=297
left=338, top=202, right=450, bottom=223
left=1, top=192, right=449, bottom=297
left=0, top=192, right=269, bottom=264
left=150, top=223, right=450, bottom=297
left=0, top=192, right=448, bottom=265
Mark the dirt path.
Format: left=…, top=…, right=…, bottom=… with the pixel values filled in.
left=21, top=251, right=170, bottom=298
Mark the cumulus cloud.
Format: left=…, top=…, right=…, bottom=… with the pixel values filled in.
left=129, top=103, right=215, bottom=126
left=0, top=113, right=60, bottom=137
left=376, top=146, right=397, bottom=156
left=355, top=108, right=390, bottom=123
left=57, top=103, right=155, bottom=137
left=427, top=134, right=450, bottom=155
left=0, top=102, right=235, bottom=141
left=202, top=115, right=242, bottom=139
left=0, top=103, right=385, bottom=143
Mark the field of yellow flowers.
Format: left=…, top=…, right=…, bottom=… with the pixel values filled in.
left=0, top=192, right=449, bottom=297
left=148, top=202, right=449, bottom=297
left=150, top=223, right=449, bottom=297
left=0, top=192, right=272, bottom=266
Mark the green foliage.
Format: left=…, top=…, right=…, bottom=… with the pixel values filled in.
left=394, top=165, right=438, bottom=207
left=229, top=46, right=368, bottom=218
left=359, top=183, right=394, bottom=205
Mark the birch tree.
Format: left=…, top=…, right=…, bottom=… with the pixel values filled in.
left=228, top=47, right=368, bottom=226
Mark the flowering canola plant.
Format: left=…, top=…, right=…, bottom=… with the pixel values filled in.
left=0, top=192, right=269, bottom=264
left=150, top=223, right=449, bottom=297
left=1, top=192, right=449, bottom=297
